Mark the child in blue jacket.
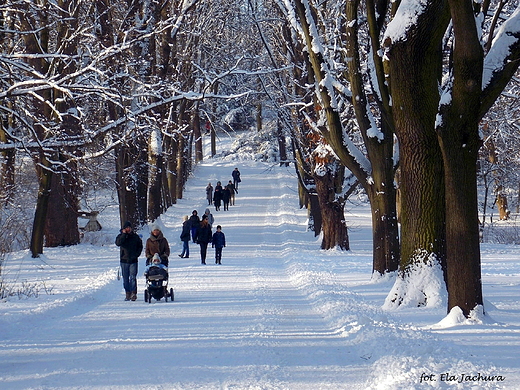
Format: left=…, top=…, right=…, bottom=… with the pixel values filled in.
left=212, top=225, right=226, bottom=265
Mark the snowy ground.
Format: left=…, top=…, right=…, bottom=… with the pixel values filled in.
left=1, top=134, right=519, bottom=389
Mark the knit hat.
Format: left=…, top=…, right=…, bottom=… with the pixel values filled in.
left=122, top=221, right=132, bottom=229
left=152, top=253, right=161, bottom=263
left=150, top=223, right=161, bottom=232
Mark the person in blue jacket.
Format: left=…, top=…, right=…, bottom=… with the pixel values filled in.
left=212, top=225, right=226, bottom=265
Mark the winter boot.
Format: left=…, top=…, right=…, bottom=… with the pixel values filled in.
left=130, top=291, right=137, bottom=301
left=125, top=291, right=131, bottom=301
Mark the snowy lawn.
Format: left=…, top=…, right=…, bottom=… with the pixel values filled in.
left=1, top=151, right=519, bottom=389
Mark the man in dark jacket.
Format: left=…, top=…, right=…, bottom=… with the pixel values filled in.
left=115, top=221, right=143, bottom=301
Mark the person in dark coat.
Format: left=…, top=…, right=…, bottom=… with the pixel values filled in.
left=195, top=217, right=212, bottom=264
left=206, top=182, right=213, bottom=205
left=179, top=215, right=191, bottom=258
left=232, top=168, right=241, bottom=190
left=226, top=180, right=237, bottom=205
left=145, top=223, right=170, bottom=266
left=213, top=181, right=223, bottom=211
left=222, top=185, right=231, bottom=211
left=115, top=221, right=143, bottom=301
left=188, top=210, right=201, bottom=242
left=212, top=225, right=226, bottom=265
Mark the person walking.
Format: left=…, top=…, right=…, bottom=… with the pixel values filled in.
left=213, top=181, right=223, bottom=211
left=212, top=225, right=226, bottom=265
left=204, top=208, right=214, bottom=228
left=195, top=216, right=212, bottom=265
left=226, top=180, right=237, bottom=206
left=206, top=182, right=213, bottom=205
left=232, top=168, right=241, bottom=190
left=115, top=221, right=143, bottom=301
left=145, top=223, right=170, bottom=266
left=189, top=210, right=201, bottom=242
left=222, top=185, right=231, bottom=211
left=179, top=215, right=190, bottom=258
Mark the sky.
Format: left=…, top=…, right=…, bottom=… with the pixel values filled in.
left=0, top=133, right=519, bottom=389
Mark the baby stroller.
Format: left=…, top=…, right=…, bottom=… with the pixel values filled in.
left=144, top=257, right=174, bottom=303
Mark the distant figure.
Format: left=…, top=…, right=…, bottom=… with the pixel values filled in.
left=204, top=120, right=211, bottom=135
left=204, top=208, right=215, bottom=228
left=213, top=181, right=223, bottom=211
left=206, top=182, right=213, bottom=205
left=189, top=210, right=201, bottom=242
left=212, top=225, right=226, bottom=265
left=226, top=180, right=237, bottom=206
left=179, top=215, right=190, bottom=258
left=222, top=185, right=231, bottom=211
left=195, top=217, right=212, bottom=265
left=232, top=168, right=241, bottom=190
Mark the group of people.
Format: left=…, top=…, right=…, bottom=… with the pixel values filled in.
left=206, top=168, right=241, bottom=211
left=115, top=222, right=169, bottom=301
left=115, top=168, right=240, bottom=300
left=180, top=209, right=226, bottom=264
left=116, top=213, right=227, bottom=300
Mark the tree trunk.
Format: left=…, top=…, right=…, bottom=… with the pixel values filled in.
left=439, top=0, right=484, bottom=316
left=148, top=129, right=163, bottom=222
left=193, top=107, right=203, bottom=163
left=44, top=161, right=80, bottom=247
left=30, top=157, right=53, bottom=257
left=384, top=0, right=449, bottom=284
left=314, top=169, right=349, bottom=250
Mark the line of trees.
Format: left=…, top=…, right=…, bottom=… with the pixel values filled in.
left=1, top=1, right=519, bottom=318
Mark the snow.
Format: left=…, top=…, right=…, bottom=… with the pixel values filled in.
left=1, top=134, right=519, bottom=389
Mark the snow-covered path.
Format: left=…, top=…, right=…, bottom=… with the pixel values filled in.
left=0, top=161, right=369, bottom=389
left=1, top=155, right=519, bottom=389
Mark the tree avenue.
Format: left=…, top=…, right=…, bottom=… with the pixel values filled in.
left=0, top=0, right=519, bottom=318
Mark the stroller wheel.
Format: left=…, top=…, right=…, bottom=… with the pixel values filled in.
left=170, top=288, right=174, bottom=301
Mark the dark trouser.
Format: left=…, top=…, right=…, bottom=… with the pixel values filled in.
left=215, top=247, right=223, bottom=264
left=121, top=262, right=138, bottom=292
left=199, top=242, right=209, bottom=263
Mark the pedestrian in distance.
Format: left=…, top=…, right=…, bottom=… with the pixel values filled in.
left=179, top=215, right=191, bottom=258
left=145, top=223, right=170, bottom=266
left=212, top=225, right=226, bottom=265
left=222, top=185, right=231, bottom=211
left=195, top=216, right=212, bottom=265
left=226, top=180, right=237, bottom=206
left=115, top=221, right=143, bottom=301
left=204, top=208, right=214, bottom=228
left=206, top=182, right=213, bottom=205
left=232, top=167, right=241, bottom=190
left=189, top=210, right=201, bottom=242
left=213, top=181, right=223, bottom=211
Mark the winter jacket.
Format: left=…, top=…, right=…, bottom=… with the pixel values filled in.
left=206, top=185, right=213, bottom=201
left=213, top=185, right=223, bottom=204
left=189, top=215, right=201, bottom=230
left=212, top=231, right=226, bottom=249
left=115, top=231, right=143, bottom=264
left=195, top=225, right=212, bottom=244
left=222, top=187, right=231, bottom=203
left=145, top=231, right=170, bottom=265
left=232, top=169, right=241, bottom=183
left=204, top=209, right=215, bottom=227
left=180, top=221, right=191, bottom=242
